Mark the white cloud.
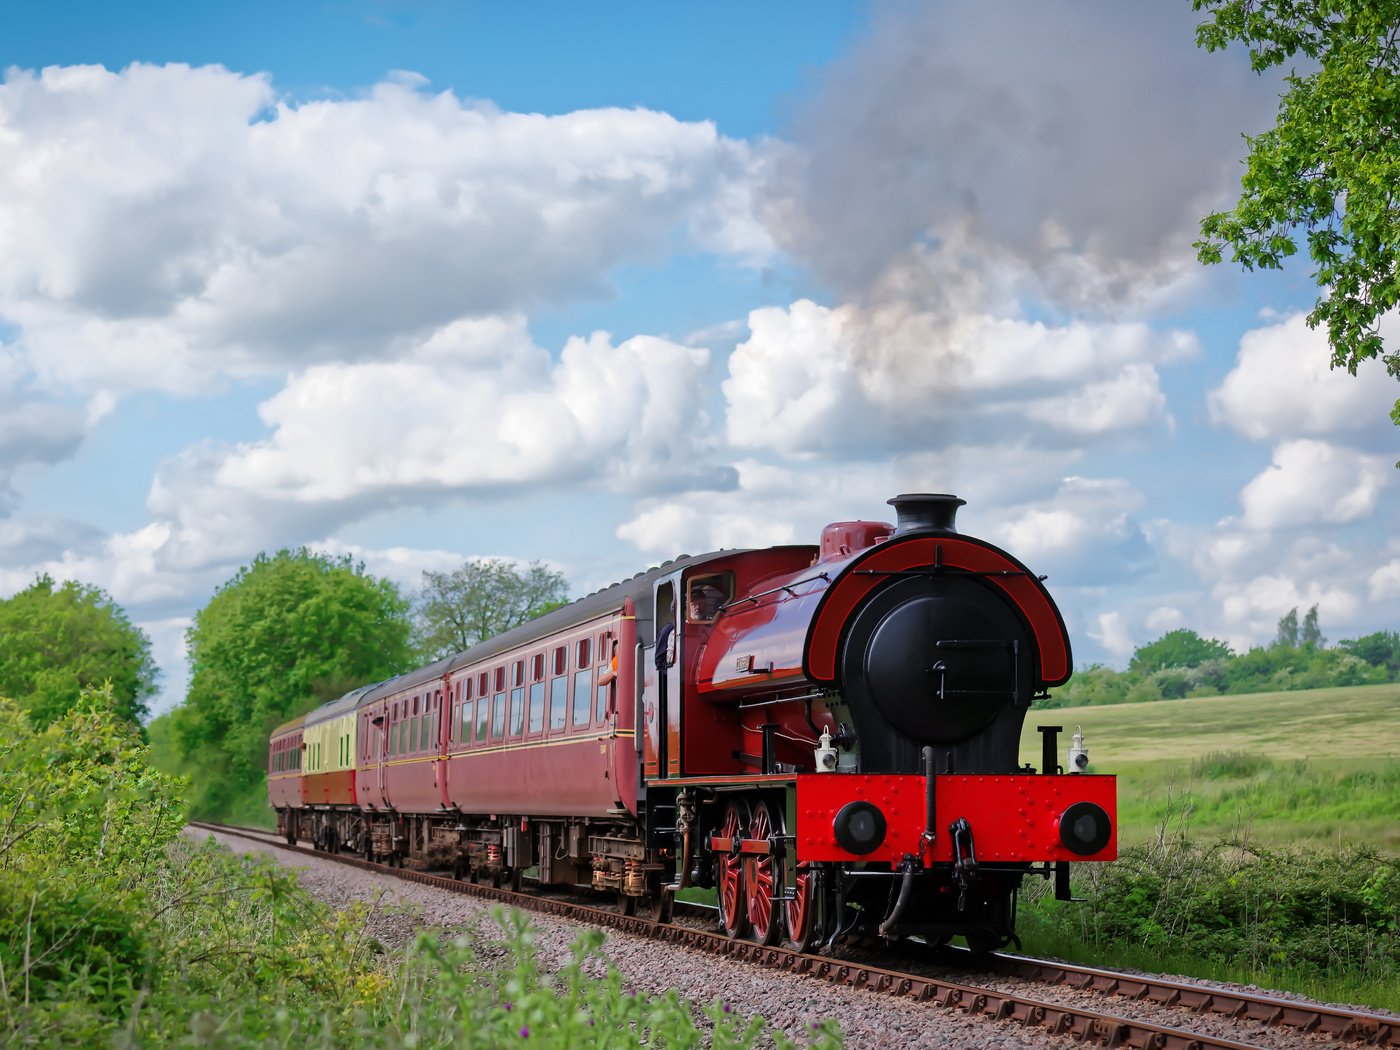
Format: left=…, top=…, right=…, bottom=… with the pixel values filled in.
left=1209, top=313, right=1398, bottom=445
left=144, top=317, right=723, bottom=571
left=315, top=539, right=481, bottom=597
left=1214, top=573, right=1360, bottom=637
left=1144, top=606, right=1184, bottom=633
left=1238, top=439, right=1392, bottom=530
left=1372, top=560, right=1400, bottom=602
left=723, top=300, right=1192, bottom=457
left=987, top=476, right=1152, bottom=587
left=1088, top=611, right=1135, bottom=662
left=0, top=63, right=770, bottom=399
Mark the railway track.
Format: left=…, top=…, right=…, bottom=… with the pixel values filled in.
left=188, top=820, right=1396, bottom=1049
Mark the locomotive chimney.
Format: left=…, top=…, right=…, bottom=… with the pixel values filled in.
left=887, top=493, right=966, bottom=535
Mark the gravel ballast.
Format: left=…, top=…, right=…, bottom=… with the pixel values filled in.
left=191, top=829, right=1387, bottom=1049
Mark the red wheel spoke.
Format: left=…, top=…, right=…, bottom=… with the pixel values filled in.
left=746, top=802, right=781, bottom=946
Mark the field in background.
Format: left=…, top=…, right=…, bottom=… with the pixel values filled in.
left=1023, top=683, right=1400, bottom=851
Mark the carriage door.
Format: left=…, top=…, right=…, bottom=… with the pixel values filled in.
left=376, top=706, right=391, bottom=808
left=642, top=577, right=682, bottom=778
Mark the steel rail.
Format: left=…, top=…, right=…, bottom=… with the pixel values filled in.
left=963, top=947, right=1396, bottom=1047
left=187, top=822, right=1388, bottom=1048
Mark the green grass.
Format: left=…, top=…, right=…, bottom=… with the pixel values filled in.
left=1024, top=683, right=1400, bottom=851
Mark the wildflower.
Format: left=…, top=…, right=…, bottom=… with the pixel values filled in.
left=520, top=1026, right=530, bottom=1038
left=503, top=1002, right=513, bottom=1012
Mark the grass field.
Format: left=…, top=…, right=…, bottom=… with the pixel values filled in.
left=1022, top=683, right=1400, bottom=852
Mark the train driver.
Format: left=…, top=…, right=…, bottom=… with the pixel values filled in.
left=686, top=579, right=726, bottom=623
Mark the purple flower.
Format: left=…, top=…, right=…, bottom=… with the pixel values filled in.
left=520, top=1026, right=530, bottom=1038
left=503, top=1002, right=513, bottom=1012
left=722, top=1003, right=731, bottom=1014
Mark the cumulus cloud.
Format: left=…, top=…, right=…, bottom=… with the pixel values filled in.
left=1238, top=440, right=1392, bottom=530
left=145, top=316, right=728, bottom=571
left=0, top=63, right=770, bottom=397
left=315, top=539, right=489, bottom=598
left=1209, top=313, right=1399, bottom=446
left=0, top=346, right=93, bottom=512
left=1088, top=612, right=1135, bottom=662
left=986, top=476, right=1153, bottom=587
left=723, top=300, right=1193, bottom=457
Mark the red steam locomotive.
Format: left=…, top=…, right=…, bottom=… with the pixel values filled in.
left=268, top=494, right=1115, bottom=951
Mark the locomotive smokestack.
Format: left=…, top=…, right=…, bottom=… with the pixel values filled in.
left=887, top=493, right=966, bottom=535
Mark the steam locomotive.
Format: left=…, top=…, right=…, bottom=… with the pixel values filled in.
left=268, top=494, right=1115, bottom=952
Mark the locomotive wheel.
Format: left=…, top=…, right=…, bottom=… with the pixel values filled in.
left=784, top=860, right=816, bottom=953
left=744, top=801, right=782, bottom=946
left=716, top=799, right=750, bottom=939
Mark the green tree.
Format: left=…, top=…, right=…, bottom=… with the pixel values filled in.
left=1339, top=629, right=1400, bottom=674
left=0, top=574, right=156, bottom=729
left=1300, top=603, right=1325, bottom=647
left=1277, top=606, right=1300, bottom=648
left=1129, top=628, right=1234, bottom=674
left=165, top=549, right=413, bottom=820
left=1194, top=0, right=1400, bottom=431
left=413, top=558, right=569, bottom=661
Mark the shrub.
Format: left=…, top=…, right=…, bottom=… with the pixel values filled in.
left=1024, top=836, right=1400, bottom=987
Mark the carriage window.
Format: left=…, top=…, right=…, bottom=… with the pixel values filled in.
left=462, top=677, right=473, bottom=702
left=475, top=697, right=489, bottom=742
left=495, top=667, right=506, bottom=692
left=491, top=692, right=506, bottom=739
left=528, top=682, right=545, bottom=733
left=513, top=660, right=525, bottom=687
left=573, top=668, right=592, bottom=726
left=576, top=638, right=591, bottom=668
left=554, top=646, right=567, bottom=676
left=550, top=675, right=568, bottom=730
left=511, top=686, right=526, bottom=735
left=532, top=653, right=545, bottom=681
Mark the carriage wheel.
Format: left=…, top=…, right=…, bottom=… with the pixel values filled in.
left=745, top=801, right=782, bottom=946
left=716, top=799, right=750, bottom=939
left=784, top=860, right=816, bottom=953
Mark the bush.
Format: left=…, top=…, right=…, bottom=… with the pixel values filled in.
left=2, top=688, right=842, bottom=1047
left=1023, top=836, right=1400, bottom=989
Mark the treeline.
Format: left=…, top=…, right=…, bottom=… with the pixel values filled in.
left=155, top=550, right=568, bottom=823
left=1046, top=606, right=1400, bottom=709
left=1, top=550, right=567, bottom=824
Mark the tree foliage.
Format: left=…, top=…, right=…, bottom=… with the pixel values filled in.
left=0, top=574, right=156, bottom=729
left=1048, top=607, right=1395, bottom=708
left=412, top=558, right=569, bottom=661
left=161, top=549, right=413, bottom=819
left=1128, top=628, right=1234, bottom=673
left=1194, top=0, right=1400, bottom=430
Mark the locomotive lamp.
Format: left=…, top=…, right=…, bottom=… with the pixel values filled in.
left=1067, top=725, right=1089, bottom=773
left=814, top=728, right=838, bottom=772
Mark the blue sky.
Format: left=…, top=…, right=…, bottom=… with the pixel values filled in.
left=3, top=1, right=1396, bottom=718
